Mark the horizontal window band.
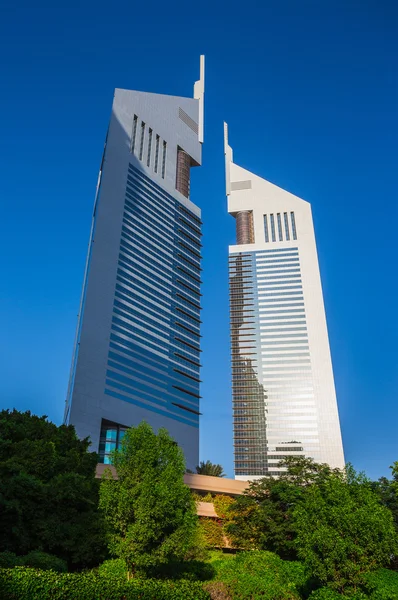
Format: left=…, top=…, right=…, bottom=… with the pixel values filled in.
left=178, top=205, right=202, bottom=226
left=172, top=385, right=201, bottom=399
left=178, top=216, right=202, bottom=236
left=177, top=252, right=202, bottom=271
left=174, top=336, right=201, bottom=352
left=173, top=368, right=202, bottom=383
left=174, top=352, right=201, bottom=367
left=175, top=292, right=201, bottom=310
left=178, top=240, right=202, bottom=259
left=171, top=402, right=201, bottom=416
left=176, top=279, right=202, bottom=297
left=176, top=265, right=202, bottom=284
left=176, top=307, right=202, bottom=324
left=177, top=228, right=203, bottom=247
left=175, top=321, right=202, bottom=337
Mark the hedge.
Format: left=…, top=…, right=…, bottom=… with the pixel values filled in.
left=0, top=568, right=210, bottom=600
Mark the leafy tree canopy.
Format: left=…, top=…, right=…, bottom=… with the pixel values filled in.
left=0, top=409, right=106, bottom=569
left=226, top=456, right=337, bottom=559
left=99, top=422, right=198, bottom=576
left=294, top=465, right=398, bottom=592
left=191, top=460, right=226, bottom=477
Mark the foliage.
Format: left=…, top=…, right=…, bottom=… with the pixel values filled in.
left=194, top=461, right=226, bottom=477
left=0, top=552, right=23, bottom=568
left=226, top=456, right=339, bottom=559
left=0, top=567, right=210, bottom=600
left=99, top=422, right=198, bottom=576
left=213, top=494, right=235, bottom=519
left=363, top=568, right=398, bottom=600
left=98, top=558, right=127, bottom=579
left=21, top=551, right=67, bottom=572
left=225, top=477, right=301, bottom=557
left=211, top=550, right=310, bottom=600
left=308, top=588, right=367, bottom=600
left=0, top=551, right=66, bottom=572
left=0, top=409, right=106, bottom=569
left=200, top=518, right=225, bottom=548
left=294, top=466, right=398, bottom=593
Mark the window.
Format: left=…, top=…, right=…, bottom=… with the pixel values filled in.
left=270, top=214, right=276, bottom=242
left=131, top=115, right=138, bottom=153
left=264, top=215, right=269, bottom=242
left=139, top=121, right=145, bottom=160
left=277, top=213, right=283, bottom=241
left=284, top=212, right=290, bottom=240
left=291, top=212, right=297, bottom=240
left=98, top=419, right=128, bottom=464
left=147, top=128, right=153, bottom=167
left=162, top=141, right=167, bottom=179
left=154, top=135, right=160, bottom=173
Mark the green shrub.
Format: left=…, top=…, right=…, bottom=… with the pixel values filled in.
left=0, top=552, right=23, bottom=568
left=0, top=567, right=211, bottom=599
left=364, top=568, right=398, bottom=599
left=98, top=558, right=127, bottom=579
left=213, top=551, right=310, bottom=599
left=22, top=551, right=67, bottom=572
left=308, top=588, right=368, bottom=600
left=200, top=518, right=225, bottom=548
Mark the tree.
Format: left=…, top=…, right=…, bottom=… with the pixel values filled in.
left=0, top=409, right=106, bottom=569
left=99, top=422, right=198, bottom=576
left=294, top=465, right=398, bottom=593
left=226, top=456, right=339, bottom=559
left=193, top=460, right=226, bottom=477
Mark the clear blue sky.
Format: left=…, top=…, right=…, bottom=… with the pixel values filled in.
left=0, top=0, right=397, bottom=479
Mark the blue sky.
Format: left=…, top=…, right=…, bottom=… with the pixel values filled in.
left=0, top=0, right=397, bottom=479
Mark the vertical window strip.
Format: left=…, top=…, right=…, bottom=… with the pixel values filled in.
left=284, top=212, right=290, bottom=240
left=131, top=115, right=138, bottom=153
left=277, top=213, right=283, bottom=241
left=147, top=128, right=153, bottom=167
left=291, top=212, right=297, bottom=240
left=154, top=135, right=160, bottom=173
left=139, top=121, right=145, bottom=160
left=162, top=141, right=167, bottom=179
left=270, top=214, right=276, bottom=242
left=264, top=215, right=269, bottom=243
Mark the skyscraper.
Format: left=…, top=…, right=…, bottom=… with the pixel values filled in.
left=65, top=58, right=205, bottom=470
left=224, top=124, right=344, bottom=480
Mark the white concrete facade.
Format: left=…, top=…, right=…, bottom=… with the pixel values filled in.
left=225, top=125, right=344, bottom=480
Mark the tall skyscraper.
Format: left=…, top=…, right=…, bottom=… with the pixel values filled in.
left=65, top=58, right=205, bottom=470
left=224, top=124, right=344, bottom=480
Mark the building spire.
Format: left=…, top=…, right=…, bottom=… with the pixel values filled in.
left=224, top=122, right=233, bottom=196
left=194, top=55, right=205, bottom=143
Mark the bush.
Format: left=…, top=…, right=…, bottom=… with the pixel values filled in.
left=364, top=568, right=398, bottom=599
left=22, top=551, right=67, bottom=572
left=308, top=588, right=368, bottom=600
left=0, top=552, right=23, bottom=568
left=213, top=551, right=310, bottom=599
left=0, top=567, right=211, bottom=599
left=98, top=558, right=126, bottom=579
left=200, top=518, right=225, bottom=548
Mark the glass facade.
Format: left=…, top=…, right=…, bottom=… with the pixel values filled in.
left=104, top=164, right=202, bottom=431
left=99, top=419, right=127, bottom=464
left=229, top=247, right=321, bottom=477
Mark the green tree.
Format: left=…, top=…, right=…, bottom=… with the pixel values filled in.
left=226, top=456, right=338, bottom=559
left=99, top=422, right=198, bottom=577
left=0, top=409, right=106, bottom=569
left=192, top=460, right=226, bottom=477
left=294, top=465, right=398, bottom=593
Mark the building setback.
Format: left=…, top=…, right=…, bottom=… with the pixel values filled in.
left=65, top=58, right=205, bottom=470
left=224, top=124, right=344, bottom=480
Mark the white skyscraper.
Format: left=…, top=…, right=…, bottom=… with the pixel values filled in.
left=224, top=124, right=344, bottom=480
